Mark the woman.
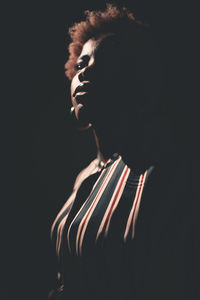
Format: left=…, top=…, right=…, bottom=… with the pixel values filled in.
left=50, top=4, right=193, bottom=300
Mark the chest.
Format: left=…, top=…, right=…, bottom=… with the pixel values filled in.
left=59, top=157, right=152, bottom=256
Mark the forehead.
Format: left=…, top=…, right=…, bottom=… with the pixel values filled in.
left=78, top=33, right=117, bottom=59
left=79, top=39, right=100, bottom=58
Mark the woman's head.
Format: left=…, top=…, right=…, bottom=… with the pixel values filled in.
left=65, top=4, right=140, bottom=80
left=70, top=33, right=135, bottom=128
left=67, top=4, right=161, bottom=130
left=66, top=4, right=165, bottom=163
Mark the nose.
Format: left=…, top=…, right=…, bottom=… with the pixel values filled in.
left=78, top=64, right=95, bottom=82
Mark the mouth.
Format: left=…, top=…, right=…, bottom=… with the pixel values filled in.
left=73, top=82, right=91, bottom=98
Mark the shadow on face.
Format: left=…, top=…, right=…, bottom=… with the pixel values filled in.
left=71, top=31, right=162, bottom=137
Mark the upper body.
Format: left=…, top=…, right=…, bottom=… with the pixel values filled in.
left=49, top=4, right=199, bottom=300
left=50, top=151, right=197, bottom=300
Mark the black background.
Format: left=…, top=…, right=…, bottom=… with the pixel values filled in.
left=2, top=1, right=198, bottom=299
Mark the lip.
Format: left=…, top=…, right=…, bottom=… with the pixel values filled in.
left=73, top=82, right=91, bottom=98
left=74, top=92, right=90, bottom=105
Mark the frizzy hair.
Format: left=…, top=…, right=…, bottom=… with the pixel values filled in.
left=65, top=4, right=144, bottom=80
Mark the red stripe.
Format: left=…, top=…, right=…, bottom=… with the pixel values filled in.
left=77, top=159, right=119, bottom=248
left=103, top=166, right=129, bottom=234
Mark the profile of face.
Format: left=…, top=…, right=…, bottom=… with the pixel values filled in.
left=70, top=30, right=161, bottom=161
left=70, top=29, right=164, bottom=164
left=70, top=34, right=134, bottom=133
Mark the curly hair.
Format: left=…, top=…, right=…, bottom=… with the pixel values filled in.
left=65, top=4, right=144, bottom=80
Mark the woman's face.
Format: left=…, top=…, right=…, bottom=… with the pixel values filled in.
left=70, top=31, right=163, bottom=162
left=70, top=34, right=129, bottom=128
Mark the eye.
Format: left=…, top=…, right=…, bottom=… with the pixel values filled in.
left=75, top=61, right=85, bottom=71
left=75, top=55, right=90, bottom=71
left=75, top=60, right=89, bottom=71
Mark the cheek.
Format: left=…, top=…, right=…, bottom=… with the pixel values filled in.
left=70, top=74, right=80, bottom=99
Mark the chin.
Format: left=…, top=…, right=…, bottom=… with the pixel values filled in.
left=75, top=105, right=93, bottom=130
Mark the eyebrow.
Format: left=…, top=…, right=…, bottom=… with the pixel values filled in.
left=78, top=55, right=90, bottom=62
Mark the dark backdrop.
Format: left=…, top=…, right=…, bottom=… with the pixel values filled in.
left=2, top=1, right=198, bottom=300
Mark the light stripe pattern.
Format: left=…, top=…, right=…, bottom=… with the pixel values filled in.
left=124, top=170, right=148, bottom=241
left=51, top=154, right=153, bottom=256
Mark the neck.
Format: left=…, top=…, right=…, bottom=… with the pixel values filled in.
left=93, top=128, right=154, bottom=172
left=92, top=127, right=176, bottom=173
left=93, top=130, right=110, bottom=164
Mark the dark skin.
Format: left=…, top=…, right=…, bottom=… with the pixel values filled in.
left=70, top=33, right=164, bottom=171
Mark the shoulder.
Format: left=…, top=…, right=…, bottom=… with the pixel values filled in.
left=73, top=158, right=100, bottom=192
left=51, top=158, right=100, bottom=240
